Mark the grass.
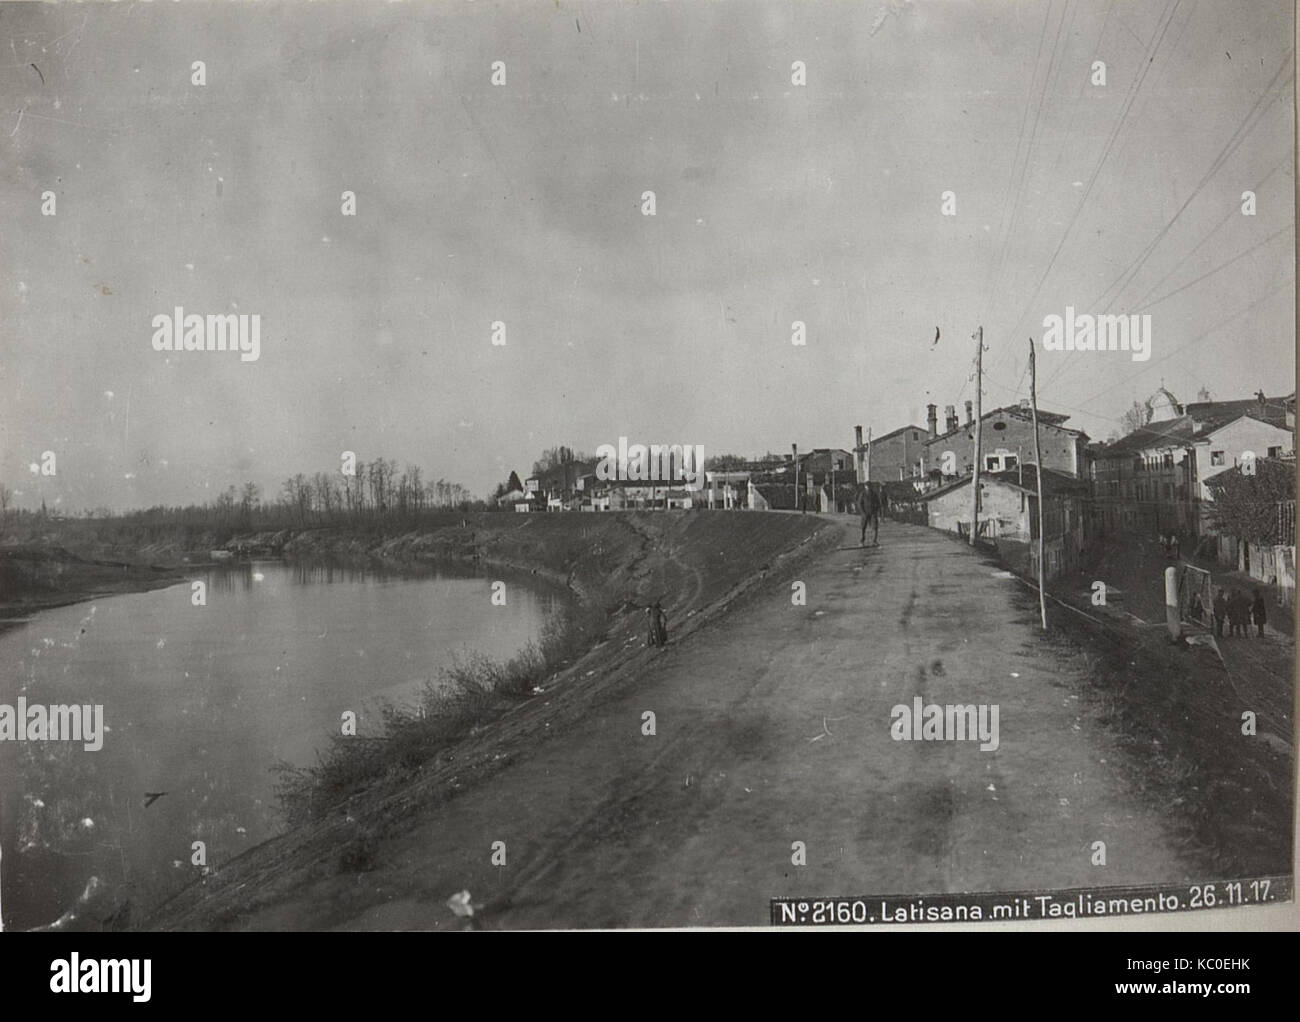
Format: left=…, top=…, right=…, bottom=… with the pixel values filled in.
left=273, top=584, right=614, bottom=827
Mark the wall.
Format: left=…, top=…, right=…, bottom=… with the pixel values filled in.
left=1193, top=418, right=1295, bottom=500
left=869, top=428, right=928, bottom=481
left=925, top=414, right=1083, bottom=479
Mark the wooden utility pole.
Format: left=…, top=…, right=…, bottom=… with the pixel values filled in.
left=1029, top=337, right=1047, bottom=631
left=792, top=443, right=799, bottom=512
left=970, top=326, right=983, bottom=545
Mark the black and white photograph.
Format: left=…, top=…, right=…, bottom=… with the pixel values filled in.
left=0, top=0, right=1295, bottom=946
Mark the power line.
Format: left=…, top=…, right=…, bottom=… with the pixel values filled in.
left=1053, top=279, right=1292, bottom=414
left=1038, top=67, right=1293, bottom=402
left=1129, top=157, right=1288, bottom=309
left=1092, top=48, right=1294, bottom=312
left=1139, top=224, right=1292, bottom=310
left=997, top=0, right=1184, bottom=352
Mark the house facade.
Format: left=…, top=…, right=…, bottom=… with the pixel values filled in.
left=922, top=402, right=1089, bottom=482
left=864, top=424, right=929, bottom=482
left=921, top=467, right=1091, bottom=581
left=1091, top=393, right=1294, bottom=537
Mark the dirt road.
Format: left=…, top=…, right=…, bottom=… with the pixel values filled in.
left=218, top=516, right=1195, bottom=929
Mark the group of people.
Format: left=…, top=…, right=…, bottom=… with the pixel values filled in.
left=1202, top=587, right=1268, bottom=638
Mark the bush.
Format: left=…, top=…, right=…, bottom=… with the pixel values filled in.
left=273, top=589, right=612, bottom=825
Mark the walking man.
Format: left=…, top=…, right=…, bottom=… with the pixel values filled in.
left=1251, top=588, right=1268, bottom=638
left=1212, top=588, right=1228, bottom=638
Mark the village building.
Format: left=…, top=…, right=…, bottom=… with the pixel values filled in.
left=920, top=467, right=1091, bottom=581
left=860, top=423, right=930, bottom=482
left=1091, top=390, right=1294, bottom=537
left=920, top=401, right=1089, bottom=483
left=704, top=471, right=750, bottom=509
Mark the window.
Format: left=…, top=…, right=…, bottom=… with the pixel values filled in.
left=1004, top=455, right=1018, bottom=470
left=985, top=456, right=999, bottom=471
left=1210, top=450, right=1225, bottom=466
left=1268, top=446, right=1282, bottom=458
left=912, top=431, right=919, bottom=441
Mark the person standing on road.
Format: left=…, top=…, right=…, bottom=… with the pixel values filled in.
left=1227, top=588, right=1247, bottom=637
left=1251, top=588, right=1268, bottom=638
left=1212, top=588, right=1228, bottom=638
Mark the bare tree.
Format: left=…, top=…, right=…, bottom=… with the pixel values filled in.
left=240, top=481, right=260, bottom=527
left=1120, top=400, right=1149, bottom=435
left=406, top=464, right=423, bottom=514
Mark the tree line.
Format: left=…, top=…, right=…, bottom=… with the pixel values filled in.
left=0, top=457, right=479, bottom=535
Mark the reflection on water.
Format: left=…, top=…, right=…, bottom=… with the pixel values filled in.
left=0, top=559, right=559, bottom=931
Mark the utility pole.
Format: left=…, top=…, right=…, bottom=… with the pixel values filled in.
left=970, top=326, right=984, bottom=546
left=792, top=443, right=799, bottom=512
left=1029, top=337, right=1047, bottom=631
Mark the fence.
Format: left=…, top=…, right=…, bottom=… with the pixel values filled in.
left=1176, top=564, right=1213, bottom=625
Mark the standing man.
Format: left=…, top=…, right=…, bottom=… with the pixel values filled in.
left=652, top=600, right=668, bottom=646
left=857, top=482, right=882, bottom=547
left=1212, top=588, right=1228, bottom=638
left=1250, top=588, right=1268, bottom=638
left=1227, top=588, right=1245, bottom=637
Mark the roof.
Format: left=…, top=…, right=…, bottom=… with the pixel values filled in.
left=870, top=424, right=927, bottom=444
left=1097, top=398, right=1295, bottom=459
left=752, top=483, right=817, bottom=509
left=795, top=449, right=854, bottom=474
left=924, top=405, right=1077, bottom=446
left=1184, top=396, right=1289, bottom=431
left=921, top=466, right=1089, bottom=502
left=1096, top=415, right=1198, bottom=458
left=1192, top=412, right=1294, bottom=443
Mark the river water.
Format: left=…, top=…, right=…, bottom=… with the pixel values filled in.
left=0, top=560, right=560, bottom=931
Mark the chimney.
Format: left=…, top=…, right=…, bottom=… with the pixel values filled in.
left=965, top=400, right=973, bottom=427
left=926, top=403, right=938, bottom=438
left=1018, top=398, right=1030, bottom=411
left=945, top=404, right=958, bottom=434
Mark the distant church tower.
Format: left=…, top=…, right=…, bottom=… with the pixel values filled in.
left=1146, top=384, right=1183, bottom=423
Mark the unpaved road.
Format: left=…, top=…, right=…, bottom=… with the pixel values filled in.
left=238, top=517, right=1190, bottom=929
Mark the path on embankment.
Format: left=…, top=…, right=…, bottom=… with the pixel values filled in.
left=223, top=516, right=1189, bottom=929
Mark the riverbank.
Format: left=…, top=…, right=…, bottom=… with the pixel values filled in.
left=5, top=510, right=837, bottom=929
left=0, top=545, right=186, bottom=622
left=136, top=510, right=837, bottom=929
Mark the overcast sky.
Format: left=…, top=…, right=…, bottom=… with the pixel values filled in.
left=1, top=0, right=1293, bottom=510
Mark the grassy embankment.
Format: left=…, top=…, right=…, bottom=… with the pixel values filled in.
left=91, top=509, right=828, bottom=926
